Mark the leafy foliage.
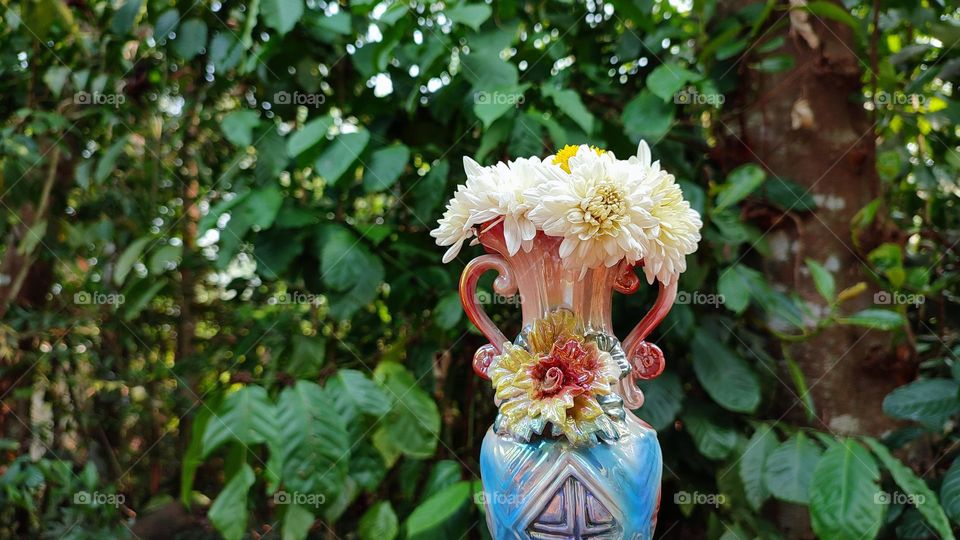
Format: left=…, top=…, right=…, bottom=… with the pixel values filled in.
left=0, top=0, right=958, bottom=539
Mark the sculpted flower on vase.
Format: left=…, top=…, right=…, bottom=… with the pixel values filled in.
left=489, top=310, right=622, bottom=444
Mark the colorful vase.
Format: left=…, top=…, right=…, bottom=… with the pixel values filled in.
left=460, top=222, right=677, bottom=540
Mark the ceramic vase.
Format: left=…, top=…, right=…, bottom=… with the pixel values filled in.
left=459, top=222, right=677, bottom=540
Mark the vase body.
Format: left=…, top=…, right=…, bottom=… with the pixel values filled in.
left=459, top=223, right=677, bottom=540
left=480, top=415, right=661, bottom=540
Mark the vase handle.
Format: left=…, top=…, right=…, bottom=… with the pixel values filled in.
left=617, top=272, right=678, bottom=408
left=459, top=254, right=518, bottom=379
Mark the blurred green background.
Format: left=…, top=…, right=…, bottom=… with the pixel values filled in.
left=1, top=0, right=959, bottom=538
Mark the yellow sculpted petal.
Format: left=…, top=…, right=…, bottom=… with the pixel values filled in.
left=571, top=395, right=604, bottom=422
left=527, top=309, right=579, bottom=354
left=535, top=395, right=571, bottom=427
left=500, top=397, right=530, bottom=420
left=490, top=345, right=535, bottom=387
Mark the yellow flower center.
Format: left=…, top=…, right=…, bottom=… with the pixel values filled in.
left=553, top=144, right=606, bottom=173
left=581, top=183, right=626, bottom=234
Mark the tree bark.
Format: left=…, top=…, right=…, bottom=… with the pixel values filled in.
left=716, top=3, right=901, bottom=535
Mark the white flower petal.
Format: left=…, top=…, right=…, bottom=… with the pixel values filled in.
left=636, top=140, right=651, bottom=169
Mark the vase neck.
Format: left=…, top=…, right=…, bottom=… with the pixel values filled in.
left=499, top=237, right=617, bottom=335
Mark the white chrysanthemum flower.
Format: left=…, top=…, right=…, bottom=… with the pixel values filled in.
left=430, top=184, right=479, bottom=263
left=630, top=141, right=703, bottom=285
left=431, top=156, right=557, bottom=261
left=486, top=157, right=555, bottom=255
left=529, top=145, right=657, bottom=275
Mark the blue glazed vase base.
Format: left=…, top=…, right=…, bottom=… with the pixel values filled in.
left=480, top=414, right=662, bottom=540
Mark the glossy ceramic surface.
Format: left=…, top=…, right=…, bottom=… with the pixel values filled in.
left=480, top=414, right=662, bottom=540
left=458, top=222, right=675, bottom=540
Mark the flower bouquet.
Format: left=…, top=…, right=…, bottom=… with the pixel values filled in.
left=431, top=142, right=702, bottom=539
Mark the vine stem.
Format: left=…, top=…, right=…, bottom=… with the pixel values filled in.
left=1, top=144, right=62, bottom=317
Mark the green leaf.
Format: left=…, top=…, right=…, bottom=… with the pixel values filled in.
left=110, top=0, right=142, bottom=35
left=622, top=90, right=675, bottom=143
left=255, top=127, right=289, bottom=182
left=715, top=163, right=766, bottom=212
left=646, top=62, right=699, bottom=102
left=357, top=224, right=392, bottom=245
left=867, top=244, right=904, bottom=288
left=17, top=219, right=46, bottom=256
left=95, top=137, right=127, bottom=184
left=154, top=9, right=179, bottom=41
left=758, top=176, right=817, bottom=211
left=882, top=379, right=960, bottom=428
left=809, top=439, right=883, bottom=540
left=461, top=53, right=519, bottom=89
left=876, top=150, right=902, bottom=181
left=348, top=443, right=387, bottom=491
left=541, top=86, right=595, bottom=134
left=803, top=1, right=862, bottom=34
left=281, top=504, right=315, bottom=540
left=114, top=236, right=150, bottom=286
left=433, top=292, right=462, bottom=330
left=635, top=371, right=684, bottom=431
left=209, top=32, right=245, bottom=72
left=240, top=185, right=285, bottom=230
left=287, top=116, right=333, bottom=159
left=202, top=386, right=278, bottom=457
left=692, top=333, right=761, bottom=413
left=838, top=309, right=904, bottom=330
left=262, top=0, right=304, bottom=35
left=43, top=66, right=70, bottom=97
left=940, top=459, right=960, bottom=525
left=681, top=406, right=737, bottom=460
left=756, top=35, right=786, bottom=54
left=716, top=39, right=748, bottom=60
left=319, top=225, right=384, bottom=319
left=740, top=425, right=779, bottom=511
left=172, top=19, right=208, bottom=60
left=763, top=432, right=822, bottom=504
left=718, top=266, right=751, bottom=314
left=752, top=55, right=795, bottom=73
left=277, top=381, right=351, bottom=503
left=307, top=10, right=351, bottom=37
left=122, top=278, right=166, bottom=321
left=318, top=228, right=364, bottom=289
left=221, top=110, right=260, bottom=147
left=363, top=144, right=410, bottom=193
left=333, top=369, right=391, bottom=417
left=409, top=159, right=449, bottom=225
left=315, top=130, right=370, bottom=185
left=373, top=362, right=441, bottom=459
left=805, top=259, right=836, bottom=302
left=405, top=481, right=473, bottom=540
left=254, top=229, right=303, bottom=279
left=180, top=401, right=217, bottom=507
left=473, top=85, right=526, bottom=128
left=864, top=438, right=955, bottom=540
left=359, top=501, right=399, bottom=540
left=209, top=463, right=255, bottom=540
left=288, top=334, right=326, bottom=379
left=148, top=243, right=182, bottom=274
left=423, top=460, right=462, bottom=498
left=445, top=3, right=491, bottom=31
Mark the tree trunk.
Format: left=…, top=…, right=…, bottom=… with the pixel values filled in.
left=717, top=3, right=901, bottom=536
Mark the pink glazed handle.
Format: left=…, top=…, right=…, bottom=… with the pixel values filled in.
left=459, top=254, right=518, bottom=379
left=616, top=271, right=678, bottom=409
left=622, top=279, right=678, bottom=355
